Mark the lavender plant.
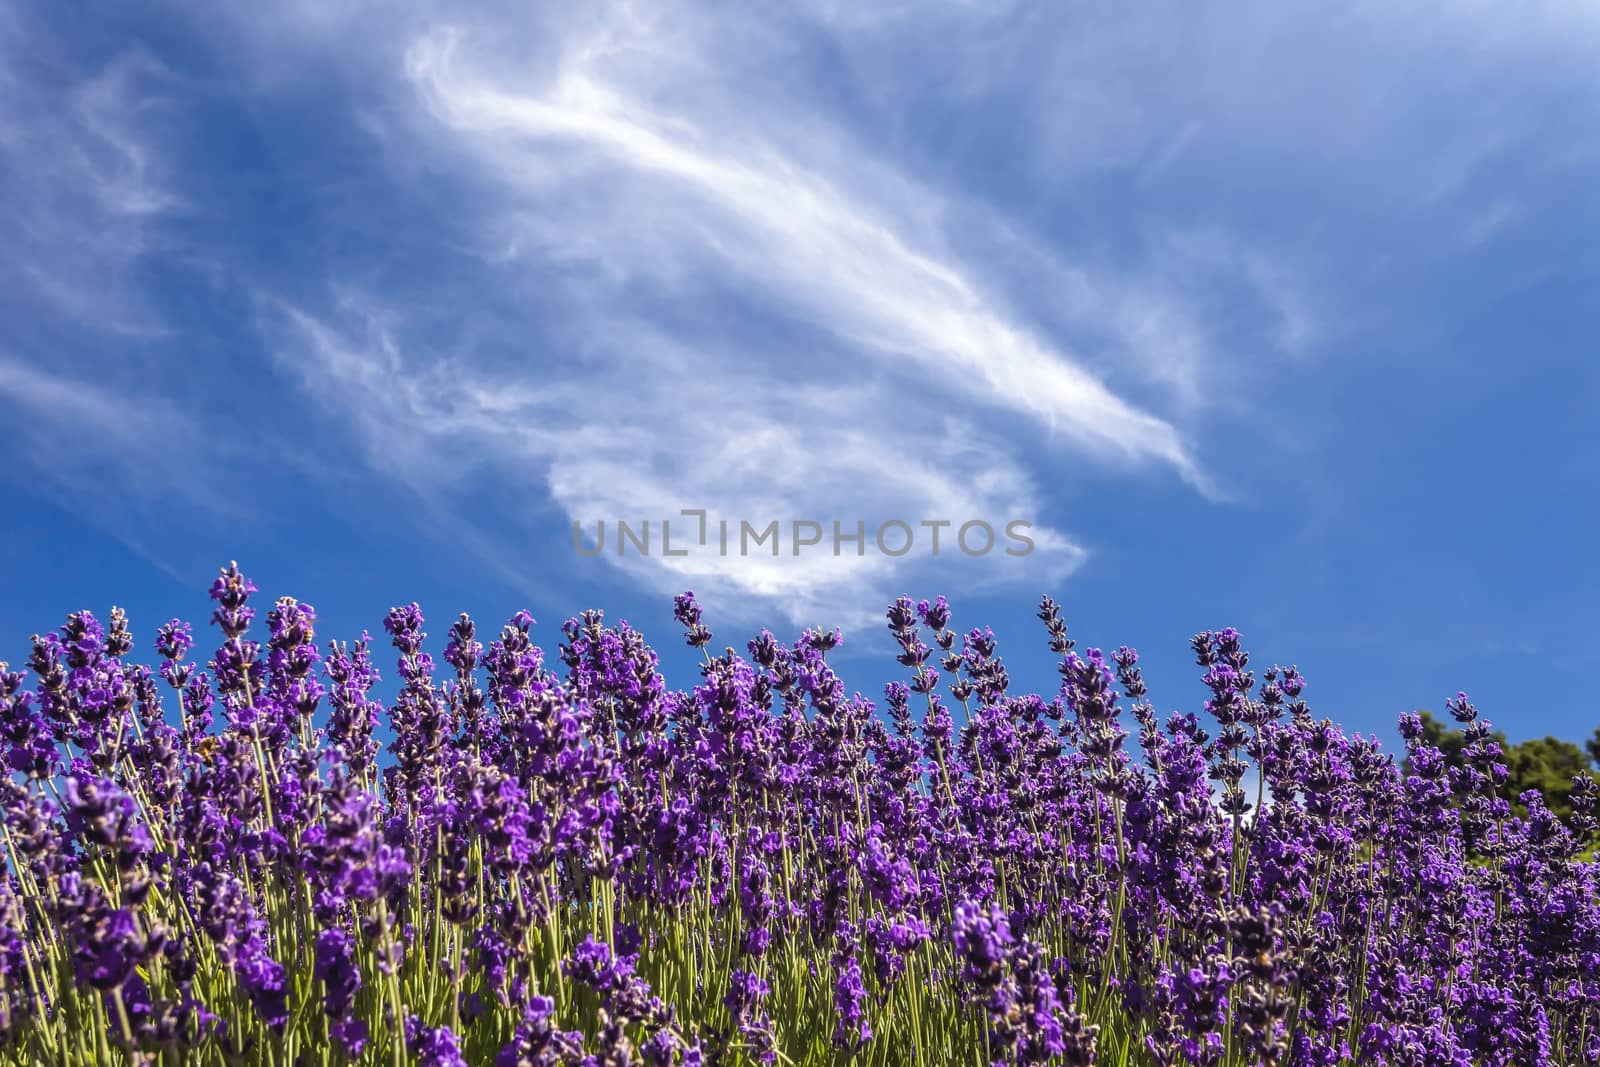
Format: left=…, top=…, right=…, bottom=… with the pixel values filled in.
left=0, top=565, right=1595, bottom=1065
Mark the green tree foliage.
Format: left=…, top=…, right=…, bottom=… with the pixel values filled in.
left=1407, top=710, right=1600, bottom=824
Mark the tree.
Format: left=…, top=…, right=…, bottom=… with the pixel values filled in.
left=1504, top=734, right=1595, bottom=823
left=1406, top=711, right=1599, bottom=825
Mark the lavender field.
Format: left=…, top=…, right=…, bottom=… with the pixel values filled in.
left=0, top=563, right=1596, bottom=1066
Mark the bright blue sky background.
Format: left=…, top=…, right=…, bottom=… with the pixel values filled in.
left=2, top=2, right=1597, bottom=750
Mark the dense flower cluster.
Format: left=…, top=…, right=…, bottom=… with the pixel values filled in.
left=0, top=565, right=1596, bottom=1065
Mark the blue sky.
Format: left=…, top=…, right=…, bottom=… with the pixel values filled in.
left=2, top=1, right=1597, bottom=749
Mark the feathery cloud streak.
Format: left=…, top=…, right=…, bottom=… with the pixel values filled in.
left=258, top=11, right=1221, bottom=624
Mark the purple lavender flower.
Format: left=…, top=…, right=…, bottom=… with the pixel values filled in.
left=673, top=591, right=713, bottom=649
left=409, top=1017, right=469, bottom=1067
left=1, top=566, right=1595, bottom=1067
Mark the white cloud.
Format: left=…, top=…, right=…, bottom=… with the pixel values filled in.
left=0, top=39, right=182, bottom=335
left=0, top=28, right=236, bottom=578
left=0, top=351, right=247, bottom=585
left=249, top=6, right=1242, bottom=625
left=401, top=27, right=1204, bottom=478
left=267, top=294, right=1086, bottom=628
left=6, top=0, right=1597, bottom=633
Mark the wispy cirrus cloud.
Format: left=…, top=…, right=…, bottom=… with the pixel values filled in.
left=0, top=18, right=238, bottom=576
left=19, top=0, right=1592, bottom=628
left=266, top=291, right=1088, bottom=629
left=251, top=5, right=1238, bottom=624
left=0, top=354, right=201, bottom=496
left=399, top=26, right=1205, bottom=483
left=0, top=350, right=244, bottom=584
left=0, top=32, right=183, bottom=337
